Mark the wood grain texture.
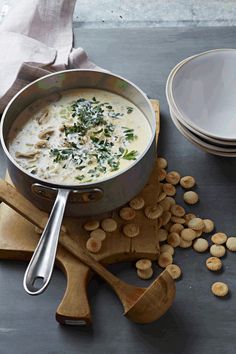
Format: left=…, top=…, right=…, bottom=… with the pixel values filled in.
left=0, top=100, right=162, bottom=326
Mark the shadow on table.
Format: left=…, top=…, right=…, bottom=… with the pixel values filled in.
left=58, top=299, right=193, bottom=354
left=127, top=305, right=194, bottom=354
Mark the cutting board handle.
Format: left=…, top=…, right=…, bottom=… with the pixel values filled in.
left=0, top=179, right=92, bottom=325
left=56, top=260, right=92, bottom=326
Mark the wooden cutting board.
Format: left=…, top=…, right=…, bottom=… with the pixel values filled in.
left=0, top=100, right=161, bottom=326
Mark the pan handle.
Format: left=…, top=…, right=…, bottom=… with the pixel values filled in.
left=23, top=188, right=70, bottom=295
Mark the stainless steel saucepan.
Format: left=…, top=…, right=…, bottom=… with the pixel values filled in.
left=0, top=69, right=156, bottom=295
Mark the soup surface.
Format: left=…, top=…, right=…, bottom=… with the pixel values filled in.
left=8, top=89, right=152, bottom=184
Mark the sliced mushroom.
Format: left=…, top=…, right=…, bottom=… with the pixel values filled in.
left=34, top=140, right=49, bottom=149
left=59, top=125, right=65, bottom=132
left=81, top=136, right=88, bottom=144
left=36, top=110, right=50, bottom=125
left=15, top=150, right=39, bottom=159
left=62, top=140, right=72, bottom=147
left=38, top=127, right=54, bottom=139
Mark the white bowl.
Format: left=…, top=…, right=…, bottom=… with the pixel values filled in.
left=170, top=107, right=236, bottom=152
left=167, top=88, right=236, bottom=147
left=169, top=49, right=236, bottom=141
left=166, top=50, right=236, bottom=146
left=169, top=107, right=236, bottom=157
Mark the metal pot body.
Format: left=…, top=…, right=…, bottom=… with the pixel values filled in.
left=1, top=70, right=156, bottom=216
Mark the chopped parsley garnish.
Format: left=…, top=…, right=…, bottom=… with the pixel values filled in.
left=93, top=128, right=103, bottom=135
left=50, top=148, right=74, bottom=162
left=53, top=96, right=139, bottom=181
left=90, top=136, right=100, bottom=143
left=75, top=175, right=85, bottom=181
left=108, top=111, right=124, bottom=119
left=76, top=165, right=86, bottom=170
left=122, top=149, right=138, bottom=160
left=104, top=123, right=115, bottom=137
left=127, top=106, right=133, bottom=114
left=122, top=127, right=137, bottom=142
left=64, top=123, right=86, bottom=136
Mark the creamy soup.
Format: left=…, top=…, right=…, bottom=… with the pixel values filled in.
left=8, top=89, right=152, bottom=184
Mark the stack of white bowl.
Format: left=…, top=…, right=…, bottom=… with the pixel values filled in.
left=166, top=49, right=236, bottom=157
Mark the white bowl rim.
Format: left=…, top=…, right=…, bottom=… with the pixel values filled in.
left=167, top=92, right=236, bottom=146
left=170, top=111, right=236, bottom=157
left=169, top=108, right=236, bottom=153
left=170, top=108, right=236, bottom=153
left=170, top=106, right=236, bottom=157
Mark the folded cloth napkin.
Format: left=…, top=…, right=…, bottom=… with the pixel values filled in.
left=0, top=0, right=101, bottom=113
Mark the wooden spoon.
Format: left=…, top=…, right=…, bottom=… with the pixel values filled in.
left=59, top=232, right=175, bottom=323
left=0, top=179, right=175, bottom=323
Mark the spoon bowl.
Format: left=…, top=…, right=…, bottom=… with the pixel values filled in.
left=124, top=270, right=175, bottom=323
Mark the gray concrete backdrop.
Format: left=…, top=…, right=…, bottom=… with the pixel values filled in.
left=1, top=0, right=236, bottom=27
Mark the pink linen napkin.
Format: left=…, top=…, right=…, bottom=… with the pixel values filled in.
left=0, top=0, right=101, bottom=113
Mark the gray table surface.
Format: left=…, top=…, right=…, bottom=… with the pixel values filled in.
left=1, top=26, right=236, bottom=354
